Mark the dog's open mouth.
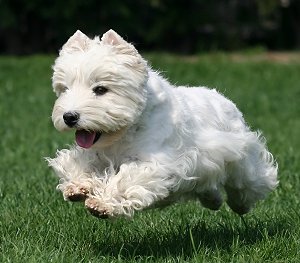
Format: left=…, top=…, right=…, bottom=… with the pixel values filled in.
left=75, top=130, right=102, bottom=149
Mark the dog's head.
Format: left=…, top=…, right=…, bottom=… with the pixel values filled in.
left=51, top=30, right=148, bottom=148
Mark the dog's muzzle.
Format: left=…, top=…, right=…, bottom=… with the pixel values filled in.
left=63, top=112, right=80, bottom=127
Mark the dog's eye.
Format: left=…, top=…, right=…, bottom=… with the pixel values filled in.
left=93, top=85, right=108, bottom=96
left=57, top=85, right=68, bottom=94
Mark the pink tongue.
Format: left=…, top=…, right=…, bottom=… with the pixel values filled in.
left=75, top=130, right=96, bottom=149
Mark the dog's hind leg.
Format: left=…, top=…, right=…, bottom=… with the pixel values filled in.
left=198, top=188, right=223, bottom=211
left=224, top=133, right=278, bottom=215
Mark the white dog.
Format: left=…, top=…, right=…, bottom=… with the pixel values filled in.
left=46, top=29, right=278, bottom=219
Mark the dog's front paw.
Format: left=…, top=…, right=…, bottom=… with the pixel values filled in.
left=85, top=197, right=113, bottom=219
left=63, top=185, right=89, bottom=202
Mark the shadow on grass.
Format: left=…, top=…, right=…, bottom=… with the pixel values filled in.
left=89, top=215, right=290, bottom=260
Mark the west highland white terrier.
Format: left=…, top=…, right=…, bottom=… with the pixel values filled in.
left=46, top=30, right=278, bottom=219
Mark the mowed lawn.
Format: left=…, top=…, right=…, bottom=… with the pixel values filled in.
left=0, top=53, right=299, bottom=262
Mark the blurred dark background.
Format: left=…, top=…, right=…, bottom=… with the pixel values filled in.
left=0, top=0, right=299, bottom=55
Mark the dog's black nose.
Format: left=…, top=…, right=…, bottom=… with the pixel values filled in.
left=63, top=112, right=80, bottom=127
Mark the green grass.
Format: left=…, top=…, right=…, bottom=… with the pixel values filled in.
left=0, top=53, right=299, bottom=262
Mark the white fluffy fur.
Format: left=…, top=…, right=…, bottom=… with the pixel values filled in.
left=46, top=29, right=278, bottom=219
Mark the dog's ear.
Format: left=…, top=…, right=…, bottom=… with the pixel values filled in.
left=101, top=29, right=140, bottom=57
left=101, top=29, right=127, bottom=46
left=60, top=30, right=91, bottom=54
